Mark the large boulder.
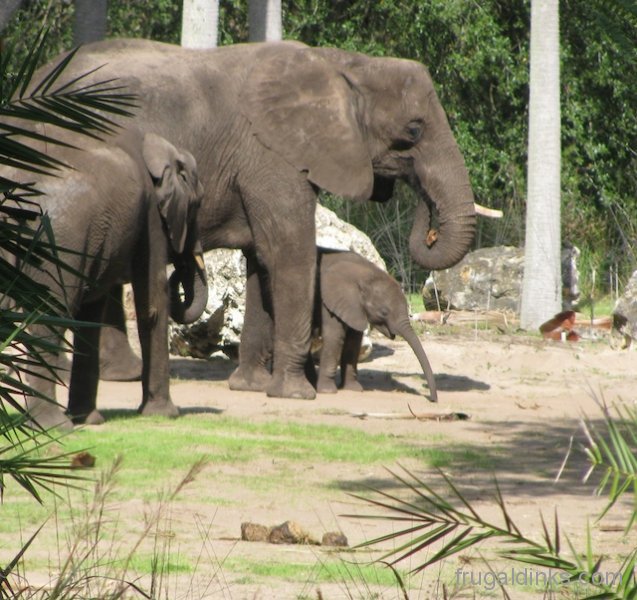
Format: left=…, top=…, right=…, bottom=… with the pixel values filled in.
left=611, top=270, right=637, bottom=349
left=422, top=244, right=580, bottom=313
left=168, top=204, right=385, bottom=358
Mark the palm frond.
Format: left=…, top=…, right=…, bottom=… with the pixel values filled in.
left=346, top=464, right=632, bottom=596
left=581, top=396, right=637, bottom=530
left=0, top=28, right=136, bottom=505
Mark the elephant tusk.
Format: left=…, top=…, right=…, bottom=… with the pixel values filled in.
left=195, top=253, right=205, bottom=270
left=426, top=228, right=438, bottom=248
left=474, top=202, right=503, bottom=219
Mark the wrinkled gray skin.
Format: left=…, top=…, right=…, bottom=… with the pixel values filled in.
left=31, top=39, right=476, bottom=400
left=313, top=250, right=438, bottom=401
left=3, top=129, right=207, bottom=430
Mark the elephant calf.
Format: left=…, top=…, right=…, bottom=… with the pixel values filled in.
left=312, top=249, right=438, bottom=401
left=3, top=129, right=208, bottom=430
left=235, top=248, right=438, bottom=401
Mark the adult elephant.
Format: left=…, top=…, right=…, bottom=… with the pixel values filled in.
left=3, top=128, right=207, bottom=430
left=31, top=39, right=476, bottom=400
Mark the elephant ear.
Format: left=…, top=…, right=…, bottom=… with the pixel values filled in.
left=320, top=256, right=368, bottom=332
left=240, top=43, right=373, bottom=201
left=143, top=132, right=191, bottom=255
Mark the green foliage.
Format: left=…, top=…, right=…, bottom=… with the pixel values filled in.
left=108, top=0, right=182, bottom=43
left=2, top=1, right=635, bottom=296
left=582, top=399, right=637, bottom=531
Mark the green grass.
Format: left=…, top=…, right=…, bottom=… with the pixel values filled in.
left=1, top=414, right=498, bottom=596
left=578, top=294, right=616, bottom=317
left=2, top=414, right=482, bottom=536
left=407, top=292, right=426, bottom=313
left=53, top=414, right=448, bottom=492
left=223, top=555, right=413, bottom=589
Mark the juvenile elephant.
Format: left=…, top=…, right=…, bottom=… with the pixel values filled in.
left=314, top=250, right=438, bottom=401
left=25, top=39, right=476, bottom=400
left=3, top=129, right=207, bottom=430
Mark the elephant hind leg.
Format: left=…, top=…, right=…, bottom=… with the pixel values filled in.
left=228, top=252, right=273, bottom=392
left=24, top=324, right=74, bottom=432
left=67, top=298, right=107, bottom=425
left=99, top=285, right=142, bottom=382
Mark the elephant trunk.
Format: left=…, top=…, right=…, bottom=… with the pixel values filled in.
left=169, top=254, right=208, bottom=324
left=394, top=319, right=438, bottom=402
left=409, top=113, right=476, bottom=271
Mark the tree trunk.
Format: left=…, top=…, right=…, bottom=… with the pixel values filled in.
left=0, top=0, right=24, bottom=34
left=520, top=0, right=561, bottom=330
left=73, top=0, right=108, bottom=46
left=181, top=0, right=219, bottom=49
left=248, top=0, right=282, bottom=42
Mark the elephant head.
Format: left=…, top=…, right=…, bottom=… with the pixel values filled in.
left=241, top=43, right=476, bottom=271
left=142, top=133, right=208, bottom=324
left=320, top=251, right=438, bottom=402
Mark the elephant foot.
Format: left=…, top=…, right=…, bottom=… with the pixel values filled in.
left=71, top=409, right=105, bottom=426
left=267, top=371, right=316, bottom=400
left=341, top=379, right=364, bottom=393
left=138, top=399, right=180, bottom=418
left=316, top=378, right=338, bottom=394
left=228, top=365, right=272, bottom=392
left=99, top=353, right=142, bottom=382
left=26, top=404, right=74, bottom=432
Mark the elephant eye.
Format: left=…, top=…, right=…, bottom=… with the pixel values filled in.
left=406, top=120, right=423, bottom=141
left=390, top=120, right=424, bottom=152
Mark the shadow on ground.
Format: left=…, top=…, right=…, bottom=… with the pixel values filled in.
left=169, top=356, right=236, bottom=381
left=356, top=369, right=490, bottom=395
left=331, top=414, right=608, bottom=503
left=99, top=405, right=225, bottom=422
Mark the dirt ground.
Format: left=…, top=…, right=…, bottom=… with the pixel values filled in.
left=16, top=323, right=637, bottom=598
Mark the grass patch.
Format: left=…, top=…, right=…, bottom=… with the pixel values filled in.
left=223, top=555, right=413, bottom=589
left=579, top=293, right=615, bottom=317
left=54, top=415, right=449, bottom=494
left=120, top=552, right=193, bottom=575
left=2, top=415, right=496, bottom=596
left=2, top=415, right=471, bottom=534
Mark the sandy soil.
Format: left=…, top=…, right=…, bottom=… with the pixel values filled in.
left=82, top=328, right=637, bottom=599
left=12, top=324, right=637, bottom=598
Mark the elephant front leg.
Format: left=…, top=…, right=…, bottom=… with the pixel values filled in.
left=264, top=247, right=316, bottom=400
left=67, top=298, right=107, bottom=425
left=228, top=251, right=274, bottom=392
left=133, top=245, right=179, bottom=418
left=266, top=259, right=317, bottom=400
left=340, top=329, right=364, bottom=392
left=244, top=182, right=317, bottom=400
left=316, top=309, right=346, bottom=394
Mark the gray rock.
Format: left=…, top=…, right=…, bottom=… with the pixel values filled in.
left=422, top=245, right=580, bottom=313
left=611, top=270, right=637, bottom=349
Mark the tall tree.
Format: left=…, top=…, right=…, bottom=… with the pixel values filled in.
left=73, top=0, right=108, bottom=46
left=520, top=0, right=561, bottom=330
left=249, top=0, right=282, bottom=42
left=181, top=0, right=219, bottom=48
left=0, top=0, right=24, bottom=34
